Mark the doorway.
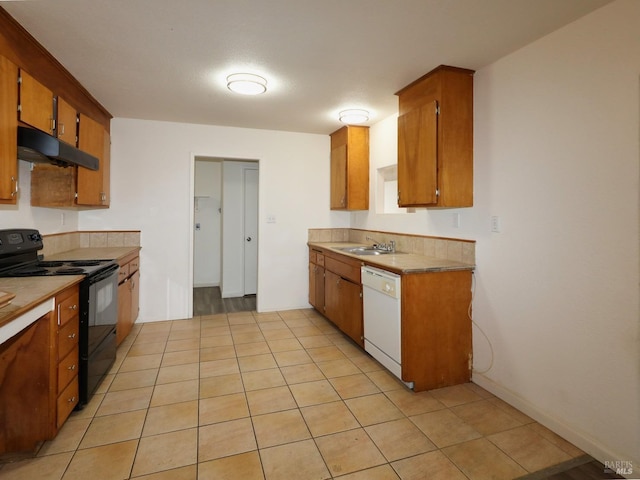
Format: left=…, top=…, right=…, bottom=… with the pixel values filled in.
left=192, top=157, right=259, bottom=316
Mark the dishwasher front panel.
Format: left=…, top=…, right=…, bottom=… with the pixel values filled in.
left=362, top=267, right=402, bottom=379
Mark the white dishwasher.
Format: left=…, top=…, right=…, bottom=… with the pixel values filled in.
left=362, top=266, right=407, bottom=384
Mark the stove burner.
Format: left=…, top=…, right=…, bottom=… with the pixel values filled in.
left=68, top=260, right=102, bottom=267
left=38, top=261, right=65, bottom=268
left=15, top=267, right=50, bottom=276
left=55, top=267, right=86, bottom=275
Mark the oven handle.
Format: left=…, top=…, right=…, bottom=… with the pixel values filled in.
left=88, top=263, right=119, bottom=285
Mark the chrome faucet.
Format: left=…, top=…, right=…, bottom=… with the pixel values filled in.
left=366, top=235, right=396, bottom=253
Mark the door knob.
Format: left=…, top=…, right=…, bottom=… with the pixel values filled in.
left=246, top=236, right=252, bottom=241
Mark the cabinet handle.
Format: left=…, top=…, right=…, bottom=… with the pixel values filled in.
left=68, top=304, right=78, bottom=311
left=67, top=364, right=76, bottom=371
left=57, top=303, right=61, bottom=326
left=68, top=396, right=76, bottom=403
left=68, top=333, right=76, bottom=339
left=10, top=176, right=18, bottom=197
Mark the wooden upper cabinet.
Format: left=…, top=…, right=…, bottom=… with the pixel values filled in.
left=330, top=125, right=369, bottom=210
left=56, top=97, right=77, bottom=146
left=77, top=113, right=109, bottom=206
left=19, top=69, right=54, bottom=135
left=0, top=55, right=18, bottom=204
left=396, top=65, right=474, bottom=208
left=398, top=103, right=438, bottom=206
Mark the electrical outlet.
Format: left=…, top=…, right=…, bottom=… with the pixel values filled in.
left=491, top=216, right=501, bottom=233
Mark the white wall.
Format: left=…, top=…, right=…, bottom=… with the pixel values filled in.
left=358, top=0, right=640, bottom=468
left=79, top=118, right=349, bottom=320
left=193, top=159, right=221, bottom=287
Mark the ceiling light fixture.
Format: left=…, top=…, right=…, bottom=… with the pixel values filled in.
left=339, top=109, right=369, bottom=124
left=226, top=73, right=267, bottom=95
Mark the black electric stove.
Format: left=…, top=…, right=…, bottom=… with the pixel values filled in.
left=0, top=229, right=117, bottom=278
left=0, top=228, right=119, bottom=407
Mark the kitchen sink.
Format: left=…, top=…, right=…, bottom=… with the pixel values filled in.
left=336, top=246, right=399, bottom=256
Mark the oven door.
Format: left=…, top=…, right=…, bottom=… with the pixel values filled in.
left=79, top=265, right=119, bottom=406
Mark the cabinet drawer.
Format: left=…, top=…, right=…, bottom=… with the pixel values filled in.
left=118, top=263, right=130, bottom=283
left=57, top=290, right=79, bottom=327
left=58, top=318, right=79, bottom=360
left=57, top=376, right=78, bottom=428
left=325, top=256, right=360, bottom=283
left=57, top=343, right=79, bottom=393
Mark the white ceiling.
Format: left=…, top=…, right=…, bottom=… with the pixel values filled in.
left=1, top=0, right=613, bottom=135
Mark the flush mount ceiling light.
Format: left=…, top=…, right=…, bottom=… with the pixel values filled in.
left=226, top=73, right=267, bottom=95
left=339, top=109, right=369, bottom=124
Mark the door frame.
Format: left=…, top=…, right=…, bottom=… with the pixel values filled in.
left=188, top=154, right=260, bottom=317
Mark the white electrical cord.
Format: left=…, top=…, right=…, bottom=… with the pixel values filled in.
left=469, top=271, right=494, bottom=374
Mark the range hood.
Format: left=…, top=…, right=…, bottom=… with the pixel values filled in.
left=17, top=126, right=99, bottom=171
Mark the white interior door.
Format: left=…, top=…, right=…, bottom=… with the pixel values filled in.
left=243, top=167, right=258, bottom=295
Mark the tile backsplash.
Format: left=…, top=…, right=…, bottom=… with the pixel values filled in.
left=41, top=230, right=141, bottom=257
left=308, top=228, right=475, bottom=265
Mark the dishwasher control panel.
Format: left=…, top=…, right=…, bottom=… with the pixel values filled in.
left=361, top=266, right=401, bottom=299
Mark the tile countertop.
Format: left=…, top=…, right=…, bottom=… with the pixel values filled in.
left=308, top=242, right=475, bottom=274
left=45, top=246, right=141, bottom=263
left=0, top=276, right=83, bottom=329
left=0, top=247, right=140, bottom=329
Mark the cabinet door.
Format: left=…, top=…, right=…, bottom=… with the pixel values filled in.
left=397, top=101, right=438, bottom=207
left=77, top=113, right=107, bottom=206
left=0, top=55, right=18, bottom=204
left=330, top=144, right=347, bottom=209
left=19, top=69, right=54, bottom=134
left=309, top=263, right=325, bottom=312
left=117, top=279, right=132, bottom=346
left=338, top=277, right=363, bottom=347
left=56, top=97, right=77, bottom=146
left=130, top=269, right=140, bottom=324
left=324, top=270, right=362, bottom=345
left=324, top=270, right=341, bottom=325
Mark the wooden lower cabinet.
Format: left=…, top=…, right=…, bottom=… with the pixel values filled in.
left=309, top=247, right=363, bottom=347
left=308, top=250, right=325, bottom=312
left=309, top=245, right=472, bottom=392
left=324, top=270, right=363, bottom=347
left=53, top=285, right=80, bottom=429
left=117, top=253, right=140, bottom=345
left=0, top=283, right=80, bottom=456
left=401, top=270, right=472, bottom=391
left=0, top=313, right=52, bottom=455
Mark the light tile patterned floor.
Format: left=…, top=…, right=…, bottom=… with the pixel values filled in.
left=0, top=309, right=585, bottom=480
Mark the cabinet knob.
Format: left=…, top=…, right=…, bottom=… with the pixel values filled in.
left=68, top=304, right=77, bottom=310
left=68, top=396, right=76, bottom=403
left=68, top=333, right=76, bottom=339
left=67, top=364, right=76, bottom=371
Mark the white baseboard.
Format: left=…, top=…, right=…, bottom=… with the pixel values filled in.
left=472, top=373, right=639, bottom=475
